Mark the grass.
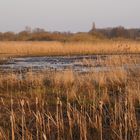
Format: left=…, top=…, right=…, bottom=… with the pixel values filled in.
left=0, top=41, right=140, bottom=58
left=0, top=41, right=140, bottom=139
left=0, top=66, right=140, bottom=139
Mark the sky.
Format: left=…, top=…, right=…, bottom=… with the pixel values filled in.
left=0, top=0, right=140, bottom=32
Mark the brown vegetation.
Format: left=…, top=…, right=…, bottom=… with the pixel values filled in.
left=0, top=25, right=140, bottom=41
left=0, top=65, right=140, bottom=139
left=0, top=41, right=140, bottom=57
left=0, top=40, right=140, bottom=139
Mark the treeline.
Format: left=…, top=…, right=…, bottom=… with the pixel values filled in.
left=0, top=30, right=104, bottom=42
left=90, top=26, right=140, bottom=40
left=0, top=26, right=140, bottom=41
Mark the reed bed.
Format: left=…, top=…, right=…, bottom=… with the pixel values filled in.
left=0, top=41, right=140, bottom=57
left=80, top=55, right=140, bottom=67
left=0, top=67, right=140, bottom=140
left=0, top=41, right=140, bottom=139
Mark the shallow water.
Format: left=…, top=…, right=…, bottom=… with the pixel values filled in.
left=0, top=55, right=140, bottom=72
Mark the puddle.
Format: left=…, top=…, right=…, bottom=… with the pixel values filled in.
left=0, top=55, right=140, bottom=72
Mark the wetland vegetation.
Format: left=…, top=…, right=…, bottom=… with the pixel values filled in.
left=0, top=40, right=140, bottom=140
